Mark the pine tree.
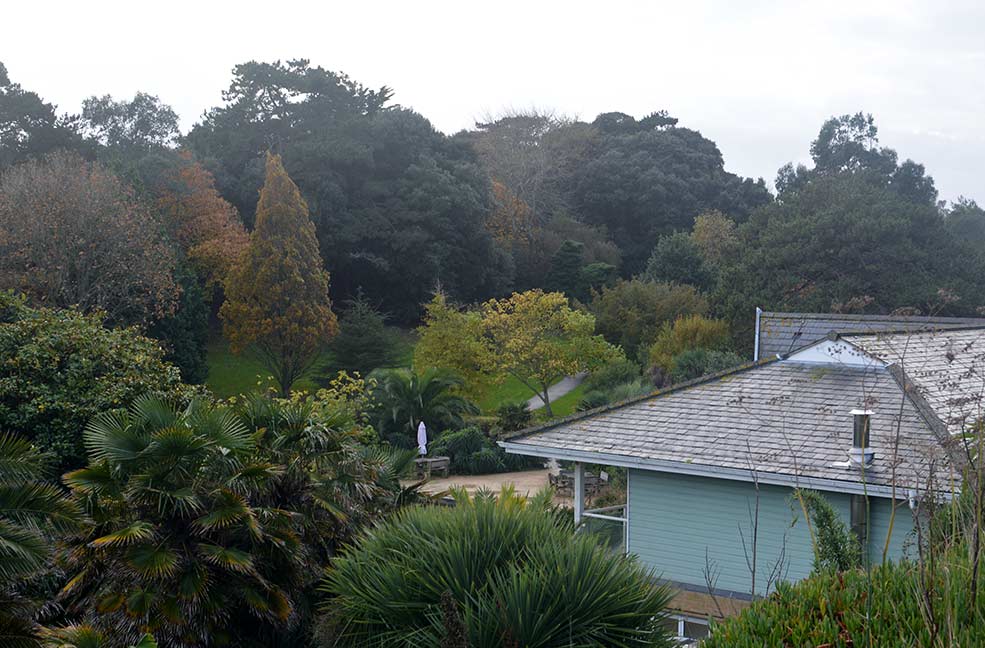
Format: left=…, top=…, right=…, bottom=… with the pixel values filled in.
left=220, top=153, right=337, bottom=395
left=545, top=239, right=586, bottom=300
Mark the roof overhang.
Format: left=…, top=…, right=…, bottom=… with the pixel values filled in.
left=500, top=440, right=912, bottom=498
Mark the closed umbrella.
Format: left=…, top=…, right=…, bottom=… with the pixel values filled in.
left=416, top=421, right=427, bottom=456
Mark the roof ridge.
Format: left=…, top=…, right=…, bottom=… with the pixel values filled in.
left=885, top=363, right=968, bottom=480
left=839, top=324, right=985, bottom=338
left=761, top=311, right=985, bottom=324
left=501, top=356, right=780, bottom=442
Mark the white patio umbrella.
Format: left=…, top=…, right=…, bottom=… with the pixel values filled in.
left=416, top=421, right=428, bottom=456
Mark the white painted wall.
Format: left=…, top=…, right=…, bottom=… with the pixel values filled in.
left=785, top=339, right=884, bottom=368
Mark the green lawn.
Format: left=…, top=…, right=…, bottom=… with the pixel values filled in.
left=478, top=375, right=586, bottom=417
left=206, top=329, right=586, bottom=416
left=546, top=383, right=586, bottom=417
left=205, top=339, right=321, bottom=398
left=478, top=375, right=538, bottom=413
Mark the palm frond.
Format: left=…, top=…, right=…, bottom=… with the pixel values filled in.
left=196, top=543, right=255, bottom=574
left=62, top=464, right=118, bottom=497
left=0, top=433, right=45, bottom=485
left=0, top=518, right=48, bottom=580
left=0, top=482, right=84, bottom=532
left=90, top=521, right=155, bottom=548
left=194, top=490, right=252, bottom=532
left=126, top=543, right=180, bottom=578
left=83, top=410, right=149, bottom=465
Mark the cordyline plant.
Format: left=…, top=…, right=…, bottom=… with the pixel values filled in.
left=319, top=486, right=674, bottom=647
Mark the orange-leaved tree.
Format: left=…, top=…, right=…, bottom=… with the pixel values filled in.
left=155, top=151, right=249, bottom=289
left=220, top=153, right=337, bottom=396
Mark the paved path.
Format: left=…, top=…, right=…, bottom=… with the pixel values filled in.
left=525, top=372, right=587, bottom=410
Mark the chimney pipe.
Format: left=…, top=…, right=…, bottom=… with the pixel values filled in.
left=849, top=410, right=875, bottom=466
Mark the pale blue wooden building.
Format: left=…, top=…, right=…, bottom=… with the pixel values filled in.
left=503, top=313, right=979, bottom=641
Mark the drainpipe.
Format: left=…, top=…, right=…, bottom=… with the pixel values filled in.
left=753, top=307, right=762, bottom=362
left=573, top=462, right=584, bottom=527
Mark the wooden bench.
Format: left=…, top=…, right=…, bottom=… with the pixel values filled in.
left=414, top=456, right=451, bottom=478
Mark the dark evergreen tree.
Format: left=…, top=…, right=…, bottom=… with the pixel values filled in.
left=327, top=291, right=401, bottom=377
left=644, top=231, right=713, bottom=290
left=545, top=239, right=586, bottom=299
left=149, top=266, right=210, bottom=384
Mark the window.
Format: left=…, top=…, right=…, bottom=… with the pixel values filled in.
left=663, top=615, right=710, bottom=645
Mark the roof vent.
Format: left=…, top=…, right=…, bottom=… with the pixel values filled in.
left=848, top=409, right=875, bottom=467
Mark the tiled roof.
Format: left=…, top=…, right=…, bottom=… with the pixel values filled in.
left=757, top=311, right=985, bottom=360
left=845, top=327, right=985, bottom=438
left=505, top=360, right=948, bottom=492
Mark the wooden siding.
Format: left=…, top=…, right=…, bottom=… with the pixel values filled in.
left=627, top=469, right=915, bottom=596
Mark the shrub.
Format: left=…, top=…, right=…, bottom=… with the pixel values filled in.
left=494, top=401, right=533, bottom=433
left=668, top=348, right=745, bottom=384
left=0, top=293, right=188, bottom=473
left=579, top=379, right=651, bottom=411
left=590, top=279, right=708, bottom=362
left=704, top=546, right=985, bottom=647
left=648, top=314, right=730, bottom=376
left=583, top=358, right=643, bottom=393
left=430, top=427, right=537, bottom=474
left=320, top=488, right=674, bottom=647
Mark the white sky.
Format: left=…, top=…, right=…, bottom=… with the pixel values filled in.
left=4, top=0, right=983, bottom=202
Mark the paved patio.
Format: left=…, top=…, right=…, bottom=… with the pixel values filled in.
left=406, top=468, right=558, bottom=499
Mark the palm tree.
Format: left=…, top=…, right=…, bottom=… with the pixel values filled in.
left=59, top=396, right=302, bottom=648
left=232, top=393, right=424, bottom=646
left=0, top=433, right=82, bottom=648
left=371, top=368, right=479, bottom=447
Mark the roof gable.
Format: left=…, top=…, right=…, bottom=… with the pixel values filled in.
left=755, top=310, right=985, bottom=360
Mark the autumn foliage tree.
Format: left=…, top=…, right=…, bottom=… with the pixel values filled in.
left=221, top=153, right=337, bottom=396
left=416, top=290, right=621, bottom=416
left=154, top=151, right=248, bottom=289
left=0, top=150, right=177, bottom=324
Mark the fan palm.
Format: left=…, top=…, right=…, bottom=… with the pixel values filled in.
left=233, top=393, right=424, bottom=646
left=371, top=368, right=479, bottom=447
left=0, top=432, right=83, bottom=648
left=59, top=396, right=302, bottom=648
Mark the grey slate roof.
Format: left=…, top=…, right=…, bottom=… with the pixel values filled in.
left=506, top=360, right=948, bottom=492
left=756, top=311, right=985, bottom=360
left=845, top=327, right=985, bottom=438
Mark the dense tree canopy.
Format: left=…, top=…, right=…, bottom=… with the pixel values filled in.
left=572, top=115, right=771, bottom=274
left=715, top=173, right=985, bottom=345
left=0, top=63, right=87, bottom=169
left=189, top=60, right=508, bottom=321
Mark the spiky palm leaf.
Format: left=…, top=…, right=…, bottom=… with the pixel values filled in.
left=0, top=433, right=83, bottom=648
left=59, top=399, right=305, bottom=647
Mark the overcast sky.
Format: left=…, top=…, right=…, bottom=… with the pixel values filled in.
left=5, top=0, right=983, bottom=202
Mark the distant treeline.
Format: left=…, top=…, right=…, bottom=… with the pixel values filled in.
left=2, top=58, right=984, bottom=368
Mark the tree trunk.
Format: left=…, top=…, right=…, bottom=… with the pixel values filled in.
left=541, top=389, right=553, bottom=417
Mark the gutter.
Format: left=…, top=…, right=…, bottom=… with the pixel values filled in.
left=500, top=441, right=914, bottom=499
